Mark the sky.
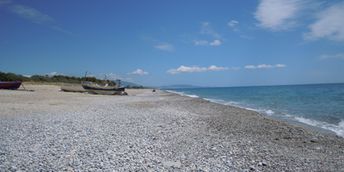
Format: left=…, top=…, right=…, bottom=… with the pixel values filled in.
left=1, top=0, right=344, bottom=87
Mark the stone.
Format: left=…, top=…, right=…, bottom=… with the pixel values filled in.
left=163, top=160, right=182, bottom=168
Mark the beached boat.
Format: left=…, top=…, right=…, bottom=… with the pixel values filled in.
left=0, top=81, right=22, bottom=90
left=60, top=84, right=87, bottom=93
left=81, top=81, right=125, bottom=95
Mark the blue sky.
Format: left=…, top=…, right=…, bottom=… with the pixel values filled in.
left=1, top=0, right=344, bottom=87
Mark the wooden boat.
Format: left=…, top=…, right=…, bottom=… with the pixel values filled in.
left=81, top=81, right=125, bottom=95
left=0, top=81, right=22, bottom=90
left=60, top=84, right=87, bottom=93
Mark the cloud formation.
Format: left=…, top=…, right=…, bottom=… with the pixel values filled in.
left=244, top=64, right=286, bottom=69
left=304, top=2, right=344, bottom=42
left=193, top=40, right=209, bottom=46
left=1, top=2, right=72, bottom=35
left=130, top=69, right=148, bottom=75
left=193, top=39, right=222, bottom=46
left=255, top=0, right=302, bottom=30
left=320, top=53, right=344, bottom=60
left=47, top=72, right=65, bottom=77
left=9, top=4, right=54, bottom=24
left=194, top=22, right=223, bottom=47
left=0, top=0, right=11, bottom=5
left=200, top=22, right=221, bottom=39
left=167, top=65, right=228, bottom=74
left=168, top=63, right=285, bottom=74
left=209, top=39, right=222, bottom=46
left=228, top=20, right=239, bottom=31
left=154, top=43, right=174, bottom=52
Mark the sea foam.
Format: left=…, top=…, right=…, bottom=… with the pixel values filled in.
left=295, top=117, right=344, bottom=137
left=165, top=90, right=199, bottom=98
left=166, top=88, right=344, bottom=138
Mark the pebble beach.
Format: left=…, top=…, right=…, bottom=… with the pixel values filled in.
left=1, top=84, right=344, bottom=171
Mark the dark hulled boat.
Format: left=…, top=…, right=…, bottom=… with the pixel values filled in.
left=0, top=81, right=22, bottom=90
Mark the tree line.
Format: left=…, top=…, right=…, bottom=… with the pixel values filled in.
left=0, top=71, right=116, bottom=85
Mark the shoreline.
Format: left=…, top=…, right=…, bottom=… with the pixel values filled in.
left=1, top=84, right=344, bottom=171
left=164, top=89, right=344, bottom=138
left=165, top=89, right=342, bottom=138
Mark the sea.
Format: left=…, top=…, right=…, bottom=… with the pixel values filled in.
left=166, top=83, right=344, bottom=137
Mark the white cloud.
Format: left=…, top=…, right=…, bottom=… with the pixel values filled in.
left=200, top=22, right=221, bottom=39
left=130, top=69, right=148, bottom=76
left=193, top=39, right=221, bottom=46
left=154, top=43, right=174, bottom=52
left=320, top=53, right=344, bottom=60
left=23, top=74, right=32, bottom=78
left=9, top=4, right=54, bottom=24
left=47, top=72, right=62, bottom=77
left=167, top=65, right=228, bottom=74
left=6, top=4, right=72, bottom=35
left=228, top=20, right=239, bottom=28
left=244, top=65, right=257, bottom=69
left=209, top=39, right=222, bottom=46
left=193, top=40, right=209, bottom=46
left=275, top=64, right=286, bottom=68
left=244, top=64, right=286, bottom=69
left=0, top=0, right=11, bottom=5
left=194, top=22, right=223, bottom=46
left=228, top=20, right=239, bottom=31
left=255, top=0, right=302, bottom=30
left=208, top=65, right=228, bottom=71
left=304, top=2, right=344, bottom=42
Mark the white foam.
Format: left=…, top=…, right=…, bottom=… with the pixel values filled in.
left=204, top=98, right=227, bottom=104
left=165, top=90, right=199, bottom=98
left=167, top=89, right=344, bottom=138
left=295, top=117, right=344, bottom=137
left=203, top=98, right=259, bottom=112
left=265, top=110, right=274, bottom=115
left=186, top=94, right=199, bottom=98
left=165, top=90, right=183, bottom=95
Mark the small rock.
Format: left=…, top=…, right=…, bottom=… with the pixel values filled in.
left=258, top=162, right=267, bottom=166
left=283, top=136, right=292, bottom=139
left=10, top=166, right=17, bottom=171
left=310, top=138, right=318, bottom=143
left=163, top=160, right=182, bottom=168
left=249, top=165, right=256, bottom=171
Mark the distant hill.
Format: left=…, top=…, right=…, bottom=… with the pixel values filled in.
left=160, top=84, right=203, bottom=89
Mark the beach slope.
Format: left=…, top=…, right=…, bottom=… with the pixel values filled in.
left=0, top=85, right=343, bottom=171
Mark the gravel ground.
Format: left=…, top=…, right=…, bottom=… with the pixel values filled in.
left=0, top=85, right=344, bottom=171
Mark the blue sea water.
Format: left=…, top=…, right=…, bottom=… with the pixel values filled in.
left=167, top=83, right=344, bottom=137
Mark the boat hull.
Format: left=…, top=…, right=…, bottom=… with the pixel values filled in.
left=81, top=81, right=125, bottom=95
left=86, top=89, right=124, bottom=95
left=0, top=81, right=22, bottom=90
left=60, top=84, right=87, bottom=93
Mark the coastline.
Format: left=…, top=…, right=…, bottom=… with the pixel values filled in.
left=165, top=89, right=344, bottom=138
left=1, top=84, right=344, bottom=171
